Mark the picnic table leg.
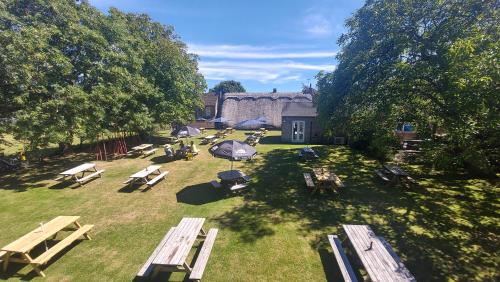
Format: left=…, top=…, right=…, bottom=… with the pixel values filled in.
left=151, top=265, right=161, bottom=278
left=198, top=228, right=207, bottom=238
left=74, top=221, right=92, bottom=240
left=3, top=252, right=11, bottom=271
left=183, top=262, right=192, bottom=274
left=22, top=253, right=45, bottom=277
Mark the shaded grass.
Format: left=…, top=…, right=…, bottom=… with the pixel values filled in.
left=0, top=130, right=498, bottom=281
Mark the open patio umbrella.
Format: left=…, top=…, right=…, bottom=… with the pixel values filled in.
left=234, top=118, right=266, bottom=130
left=209, top=140, right=257, bottom=169
left=173, top=126, right=201, bottom=138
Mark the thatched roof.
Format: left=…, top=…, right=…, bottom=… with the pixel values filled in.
left=220, top=92, right=313, bottom=128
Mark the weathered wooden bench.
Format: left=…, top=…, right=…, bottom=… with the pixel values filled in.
left=190, top=228, right=218, bottom=282
left=143, top=148, right=158, bottom=157
left=328, top=235, right=358, bottom=282
left=303, top=173, right=315, bottom=189
left=332, top=174, right=345, bottom=188
left=374, top=169, right=390, bottom=182
left=230, top=183, right=248, bottom=191
left=137, top=227, right=176, bottom=278
left=146, top=171, right=169, bottom=187
left=32, top=225, right=93, bottom=266
left=76, top=170, right=105, bottom=185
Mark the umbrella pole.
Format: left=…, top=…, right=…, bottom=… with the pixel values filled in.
left=231, top=160, right=233, bottom=170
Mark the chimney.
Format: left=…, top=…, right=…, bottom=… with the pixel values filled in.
left=272, top=88, right=277, bottom=93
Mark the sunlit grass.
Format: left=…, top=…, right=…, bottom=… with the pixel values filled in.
left=0, top=130, right=497, bottom=281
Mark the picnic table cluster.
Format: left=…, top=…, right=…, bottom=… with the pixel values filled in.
left=1, top=216, right=93, bottom=277
left=303, top=167, right=345, bottom=194
left=328, top=225, right=416, bottom=282
left=137, top=217, right=218, bottom=282
left=374, top=164, right=417, bottom=187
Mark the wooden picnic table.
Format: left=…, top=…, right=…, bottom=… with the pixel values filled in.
left=342, top=225, right=416, bottom=282
left=382, top=164, right=415, bottom=186
left=1, top=216, right=93, bottom=277
left=57, top=163, right=104, bottom=185
left=137, top=218, right=219, bottom=281
left=311, top=167, right=344, bottom=193
left=201, top=135, right=216, bottom=144
left=124, top=165, right=168, bottom=187
left=131, top=143, right=153, bottom=153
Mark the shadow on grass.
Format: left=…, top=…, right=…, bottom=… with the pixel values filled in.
left=0, top=153, right=93, bottom=192
left=176, top=183, right=226, bottom=205
left=0, top=238, right=88, bottom=281
left=213, top=145, right=500, bottom=281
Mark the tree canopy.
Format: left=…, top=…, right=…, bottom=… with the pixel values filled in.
left=316, top=0, right=499, bottom=174
left=0, top=0, right=206, bottom=151
left=209, top=80, right=246, bottom=94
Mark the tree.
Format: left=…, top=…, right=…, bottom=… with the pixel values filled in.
left=316, top=0, right=499, bottom=174
left=209, top=80, right=245, bottom=94
left=0, top=0, right=206, bottom=154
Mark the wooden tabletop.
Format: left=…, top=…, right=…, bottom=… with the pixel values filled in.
left=343, top=225, right=416, bottom=282
left=1, top=216, right=80, bottom=253
left=312, top=167, right=335, bottom=182
left=204, top=135, right=216, bottom=139
left=60, top=163, right=95, bottom=176
left=132, top=144, right=153, bottom=150
left=152, top=218, right=205, bottom=266
left=217, top=170, right=246, bottom=181
left=383, top=164, right=409, bottom=176
left=130, top=165, right=161, bottom=178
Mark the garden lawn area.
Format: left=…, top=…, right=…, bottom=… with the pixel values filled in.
left=0, top=130, right=498, bottom=281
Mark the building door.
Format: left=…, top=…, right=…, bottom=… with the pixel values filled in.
left=292, top=121, right=305, bottom=143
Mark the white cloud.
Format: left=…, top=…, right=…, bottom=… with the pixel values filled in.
left=188, top=43, right=336, bottom=59
left=303, top=14, right=333, bottom=37
left=198, top=60, right=336, bottom=84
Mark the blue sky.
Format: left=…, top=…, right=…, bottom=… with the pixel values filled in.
left=89, top=0, right=365, bottom=92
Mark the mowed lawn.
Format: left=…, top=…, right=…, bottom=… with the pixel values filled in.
left=0, top=130, right=498, bottom=281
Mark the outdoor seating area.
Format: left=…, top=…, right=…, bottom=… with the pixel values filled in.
left=127, top=144, right=156, bottom=157
left=298, top=147, right=319, bottom=160
left=0, top=130, right=495, bottom=281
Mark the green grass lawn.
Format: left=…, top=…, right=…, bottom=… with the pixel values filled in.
left=0, top=130, right=498, bottom=281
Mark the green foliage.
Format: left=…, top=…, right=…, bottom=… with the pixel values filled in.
left=316, top=0, right=499, bottom=174
left=0, top=0, right=206, bottom=152
left=209, top=80, right=246, bottom=94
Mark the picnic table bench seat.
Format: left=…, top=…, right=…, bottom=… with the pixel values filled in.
left=328, top=235, right=358, bottom=282
left=374, top=169, right=390, bottom=182
left=137, top=227, right=176, bottom=278
left=303, top=173, right=315, bottom=189
left=332, top=174, right=345, bottom=188
left=210, top=180, right=222, bottom=188
left=146, top=171, right=169, bottom=187
left=230, top=183, right=248, bottom=191
left=143, top=148, right=158, bottom=156
left=75, top=169, right=105, bottom=184
left=189, top=228, right=218, bottom=281
left=32, top=224, right=93, bottom=265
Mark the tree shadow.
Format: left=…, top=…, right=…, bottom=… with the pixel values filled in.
left=176, top=183, right=226, bottom=205
left=212, top=145, right=499, bottom=281
left=258, top=135, right=282, bottom=144
left=0, top=153, right=93, bottom=192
